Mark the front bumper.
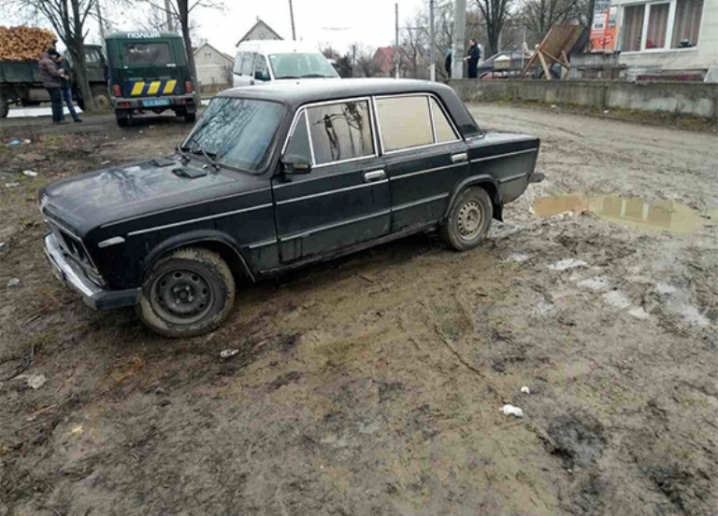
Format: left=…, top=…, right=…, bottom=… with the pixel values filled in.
left=112, top=95, right=197, bottom=110
left=44, top=234, right=141, bottom=310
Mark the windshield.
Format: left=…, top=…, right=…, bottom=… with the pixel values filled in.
left=122, top=42, right=171, bottom=66
left=181, top=98, right=286, bottom=173
left=269, top=53, right=338, bottom=79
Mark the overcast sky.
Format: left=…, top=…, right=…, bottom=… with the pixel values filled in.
left=0, top=0, right=426, bottom=55
left=196, top=0, right=426, bottom=55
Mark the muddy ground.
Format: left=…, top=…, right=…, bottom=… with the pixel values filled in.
left=1, top=105, right=717, bottom=516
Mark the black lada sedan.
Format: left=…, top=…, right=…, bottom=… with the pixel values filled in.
left=40, top=79, right=543, bottom=337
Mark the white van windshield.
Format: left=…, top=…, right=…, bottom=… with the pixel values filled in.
left=269, top=53, right=338, bottom=80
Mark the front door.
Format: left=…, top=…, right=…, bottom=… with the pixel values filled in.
left=273, top=98, right=390, bottom=263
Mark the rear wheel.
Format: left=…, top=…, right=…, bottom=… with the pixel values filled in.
left=137, top=248, right=236, bottom=338
left=440, top=187, right=493, bottom=251
left=91, top=86, right=111, bottom=110
left=0, top=96, right=8, bottom=118
left=115, top=110, right=130, bottom=127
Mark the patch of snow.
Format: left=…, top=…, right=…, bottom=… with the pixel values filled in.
left=548, top=259, right=588, bottom=271
left=577, top=277, right=610, bottom=291
left=603, top=290, right=631, bottom=310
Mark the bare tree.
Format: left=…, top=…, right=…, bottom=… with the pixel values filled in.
left=138, top=0, right=223, bottom=85
left=352, top=44, right=379, bottom=78
left=473, top=0, right=515, bottom=55
left=400, top=11, right=430, bottom=79
left=5, top=0, right=98, bottom=111
left=520, top=0, right=582, bottom=43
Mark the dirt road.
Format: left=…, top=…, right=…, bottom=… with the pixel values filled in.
left=1, top=105, right=717, bottom=515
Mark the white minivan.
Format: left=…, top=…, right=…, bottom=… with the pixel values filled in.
left=233, top=41, right=339, bottom=88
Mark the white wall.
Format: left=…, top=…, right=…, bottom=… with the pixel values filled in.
left=194, top=44, right=233, bottom=86
left=613, top=0, right=718, bottom=71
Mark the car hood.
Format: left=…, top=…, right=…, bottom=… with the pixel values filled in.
left=40, top=156, right=263, bottom=236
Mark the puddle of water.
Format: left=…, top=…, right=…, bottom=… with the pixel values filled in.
left=533, top=195, right=712, bottom=234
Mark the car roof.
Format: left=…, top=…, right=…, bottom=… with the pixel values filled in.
left=235, top=40, right=321, bottom=55
left=219, top=78, right=449, bottom=107
left=216, top=78, right=483, bottom=137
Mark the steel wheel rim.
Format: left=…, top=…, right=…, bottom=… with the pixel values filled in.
left=94, top=94, right=111, bottom=110
left=151, top=269, right=214, bottom=325
left=457, top=200, right=484, bottom=240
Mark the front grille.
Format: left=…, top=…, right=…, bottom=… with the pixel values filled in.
left=46, top=220, right=96, bottom=272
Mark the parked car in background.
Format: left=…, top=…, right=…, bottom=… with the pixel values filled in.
left=233, top=40, right=338, bottom=88
left=40, top=79, right=543, bottom=338
left=106, top=31, right=199, bottom=127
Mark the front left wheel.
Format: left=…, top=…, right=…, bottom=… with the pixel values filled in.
left=137, top=248, right=236, bottom=338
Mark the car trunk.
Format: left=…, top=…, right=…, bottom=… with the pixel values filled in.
left=118, top=41, right=185, bottom=98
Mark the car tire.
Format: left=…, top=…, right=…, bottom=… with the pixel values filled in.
left=184, top=112, right=196, bottom=123
left=116, top=111, right=130, bottom=127
left=137, top=248, right=236, bottom=338
left=0, top=95, right=9, bottom=118
left=92, top=86, right=111, bottom=110
left=440, top=186, right=493, bottom=251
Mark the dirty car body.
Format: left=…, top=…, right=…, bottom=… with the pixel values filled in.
left=40, top=79, right=542, bottom=337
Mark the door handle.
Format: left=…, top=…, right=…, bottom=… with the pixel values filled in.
left=364, top=170, right=386, bottom=183
left=451, top=153, right=468, bottom=163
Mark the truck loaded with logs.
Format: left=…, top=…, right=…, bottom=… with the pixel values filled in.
left=0, top=26, right=110, bottom=118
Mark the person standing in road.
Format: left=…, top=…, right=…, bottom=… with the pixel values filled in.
left=464, top=39, right=481, bottom=79
left=39, top=48, right=65, bottom=124
left=444, top=48, right=452, bottom=77
left=54, top=53, right=82, bottom=123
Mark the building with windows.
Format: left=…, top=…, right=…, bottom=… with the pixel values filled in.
left=613, top=0, right=716, bottom=73
left=193, top=43, right=234, bottom=91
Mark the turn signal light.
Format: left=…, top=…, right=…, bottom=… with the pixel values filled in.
left=185, top=81, right=194, bottom=94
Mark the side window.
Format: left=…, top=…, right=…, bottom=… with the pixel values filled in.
left=254, top=55, right=270, bottom=81
left=284, top=111, right=311, bottom=163
left=376, top=96, right=433, bottom=152
left=233, top=53, right=243, bottom=75
left=241, top=52, right=255, bottom=76
left=430, top=98, right=458, bottom=143
left=306, top=100, right=374, bottom=165
left=84, top=49, right=100, bottom=64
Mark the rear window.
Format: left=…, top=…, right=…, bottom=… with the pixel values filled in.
left=122, top=42, right=171, bottom=66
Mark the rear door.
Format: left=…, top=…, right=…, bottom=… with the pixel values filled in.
left=272, top=98, right=391, bottom=263
left=375, top=94, right=468, bottom=232
left=120, top=38, right=181, bottom=99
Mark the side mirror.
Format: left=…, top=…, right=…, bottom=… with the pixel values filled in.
left=282, top=154, right=312, bottom=175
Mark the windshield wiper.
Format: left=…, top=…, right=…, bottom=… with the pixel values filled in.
left=179, top=136, right=221, bottom=172
left=276, top=75, right=300, bottom=79
left=300, top=73, right=331, bottom=78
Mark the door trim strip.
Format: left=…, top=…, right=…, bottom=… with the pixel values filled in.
left=276, top=179, right=388, bottom=205
left=280, top=209, right=391, bottom=242
left=391, top=162, right=464, bottom=181
left=392, top=193, right=449, bottom=212
left=128, top=204, right=273, bottom=237
left=470, top=148, right=538, bottom=163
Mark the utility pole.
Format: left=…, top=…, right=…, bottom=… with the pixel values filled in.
left=451, top=0, right=466, bottom=80
left=429, top=0, right=436, bottom=82
left=164, top=0, right=174, bottom=32
left=289, top=0, right=297, bottom=40
left=395, top=3, right=400, bottom=79
left=95, top=0, right=106, bottom=40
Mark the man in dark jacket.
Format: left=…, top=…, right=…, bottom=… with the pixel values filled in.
left=464, top=39, right=481, bottom=79
left=54, top=53, right=82, bottom=122
left=39, top=48, right=65, bottom=124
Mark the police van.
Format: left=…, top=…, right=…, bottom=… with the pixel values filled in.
left=106, top=31, right=199, bottom=127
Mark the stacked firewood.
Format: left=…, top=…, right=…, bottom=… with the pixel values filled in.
left=0, top=26, right=57, bottom=61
